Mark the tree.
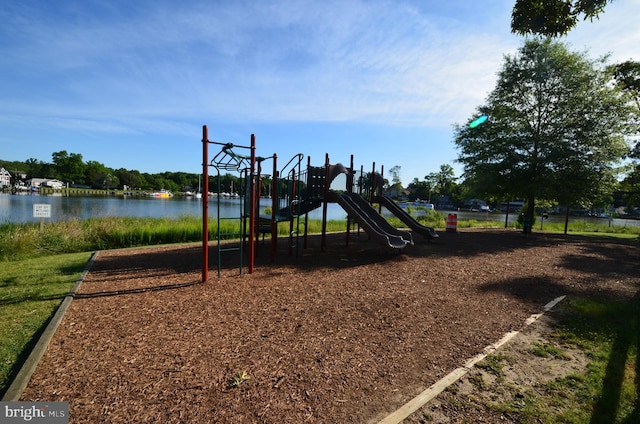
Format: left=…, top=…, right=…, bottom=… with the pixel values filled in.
left=610, top=60, right=640, bottom=158
left=424, top=164, right=458, bottom=199
left=51, top=150, right=86, bottom=184
left=611, top=60, right=640, bottom=109
left=388, top=165, right=402, bottom=186
left=454, top=38, right=633, bottom=231
left=85, top=160, right=108, bottom=187
left=407, top=178, right=431, bottom=201
left=116, top=168, right=147, bottom=190
left=386, top=165, right=403, bottom=198
left=619, top=166, right=640, bottom=215
left=511, top=0, right=612, bottom=36
left=24, top=158, right=46, bottom=179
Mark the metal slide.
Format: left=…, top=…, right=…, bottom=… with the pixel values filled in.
left=328, top=191, right=412, bottom=250
left=374, top=195, right=439, bottom=240
left=276, top=198, right=322, bottom=220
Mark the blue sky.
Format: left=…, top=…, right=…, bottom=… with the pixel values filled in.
left=1, top=0, right=639, bottom=185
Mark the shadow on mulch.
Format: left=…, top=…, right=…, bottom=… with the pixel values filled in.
left=80, top=229, right=639, bottom=303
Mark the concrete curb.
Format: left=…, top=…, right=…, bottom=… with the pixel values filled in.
left=2, top=251, right=99, bottom=401
left=377, top=295, right=566, bottom=424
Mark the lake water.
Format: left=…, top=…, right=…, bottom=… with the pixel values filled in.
left=0, top=193, right=348, bottom=224
left=1, top=193, right=637, bottom=228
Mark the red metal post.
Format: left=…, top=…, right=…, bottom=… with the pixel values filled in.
left=202, top=125, right=209, bottom=283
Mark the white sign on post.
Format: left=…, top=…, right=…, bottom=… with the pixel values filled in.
left=33, top=204, right=52, bottom=218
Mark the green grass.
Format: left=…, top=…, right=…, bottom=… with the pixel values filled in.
left=2, top=213, right=637, bottom=262
left=477, top=353, right=508, bottom=376
left=0, top=217, right=373, bottom=262
left=482, top=298, right=640, bottom=423
left=528, top=341, right=572, bottom=360
left=0, top=252, right=93, bottom=397
left=537, top=220, right=640, bottom=237
left=549, top=298, right=640, bottom=423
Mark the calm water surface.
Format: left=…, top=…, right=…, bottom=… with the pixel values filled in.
left=1, top=193, right=637, bottom=228
left=0, top=193, right=347, bottom=224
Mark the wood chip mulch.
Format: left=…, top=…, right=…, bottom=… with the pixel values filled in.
left=19, top=229, right=640, bottom=423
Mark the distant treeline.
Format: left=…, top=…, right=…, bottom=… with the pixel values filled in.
left=0, top=151, right=258, bottom=193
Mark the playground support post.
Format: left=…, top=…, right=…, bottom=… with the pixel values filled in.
left=202, top=125, right=209, bottom=283
left=378, top=165, right=384, bottom=213
left=255, top=160, right=263, bottom=256
left=358, top=164, right=364, bottom=237
left=249, top=134, right=256, bottom=274
left=288, top=168, right=297, bottom=256
left=345, top=154, right=354, bottom=246
left=321, top=153, right=330, bottom=252
left=304, top=155, right=311, bottom=249
left=270, top=154, right=278, bottom=263
left=370, top=162, right=376, bottom=204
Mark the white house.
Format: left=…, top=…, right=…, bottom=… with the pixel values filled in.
left=26, top=178, right=65, bottom=190
left=0, top=168, right=11, bottom=188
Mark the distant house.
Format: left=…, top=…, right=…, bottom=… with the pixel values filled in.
left=26, top=178, right=65, bottom=190
left=0, top=168, right=11, bottom=188
left=385, top=184, right=408, bottom=200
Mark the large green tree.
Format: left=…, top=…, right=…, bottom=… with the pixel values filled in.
left=511, top=0, right=612, bottom=36
left=51, top=150, right=86, bottom=184
left=611, top=60, right=640, bottom=212
left=610, top=60, right=640, bottom=157
left=454, top=38, right=633, bottom=231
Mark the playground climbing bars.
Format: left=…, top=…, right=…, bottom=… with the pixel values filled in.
left=201, top=125, right=258, bottom=282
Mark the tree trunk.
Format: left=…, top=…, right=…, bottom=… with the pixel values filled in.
left=564, top=205, right=570, bottom=235
left=525, top=194, right=535, bottom=233
left=504, top=201, right=510, bottom=228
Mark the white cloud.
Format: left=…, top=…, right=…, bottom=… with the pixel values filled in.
left=2, top=0, right=636, bottom=140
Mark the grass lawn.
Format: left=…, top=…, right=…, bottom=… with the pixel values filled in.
left=477, top=297, right=640, bottom=423
left=0, top=252, right=93, bottom=397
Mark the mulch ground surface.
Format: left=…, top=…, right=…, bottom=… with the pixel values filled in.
left=20, top=229, right=640, bottom=423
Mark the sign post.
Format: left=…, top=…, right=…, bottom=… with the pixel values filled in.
left=33, top=204, right=51, bottom=234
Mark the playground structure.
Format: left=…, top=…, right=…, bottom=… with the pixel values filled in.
left=201, top=126, right=438, bottom=282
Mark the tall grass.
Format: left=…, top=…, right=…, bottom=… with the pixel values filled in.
left=1, top=213, right=637, bottom=262
left=1, top=217, right=208, bottom=261
left=0, top=217, right=359, bottom=261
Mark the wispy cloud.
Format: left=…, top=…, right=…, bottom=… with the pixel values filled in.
left=1, top=0, right=637, bottom=146
left=1, top=0, right=521, bottom=134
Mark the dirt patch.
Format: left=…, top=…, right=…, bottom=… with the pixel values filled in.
left=18, top=229, right=640, bottom=423
left=406, top=307, right=591, bottom=423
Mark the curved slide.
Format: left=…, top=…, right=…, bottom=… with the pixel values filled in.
left=328, top=191, right=413, bottom=250
left=374, top=195, right=439, bottom=240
